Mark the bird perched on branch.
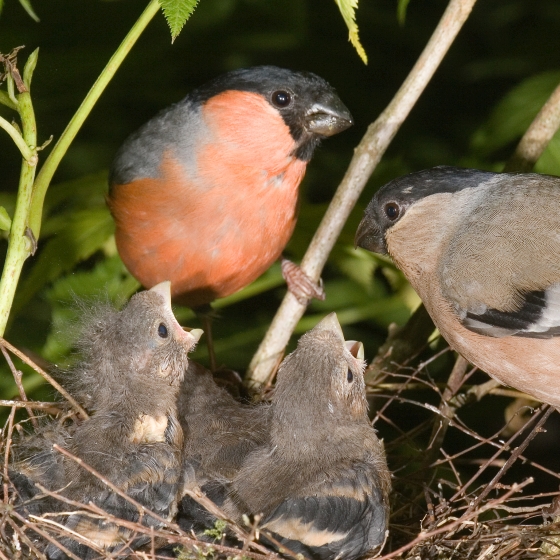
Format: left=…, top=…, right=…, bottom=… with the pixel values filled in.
left=226, top=313, right=391, bottom=560
left=356, top=166, right=560, bottom=407
left=108, top=66, right=353, bottom=366
left=13, top=282, right=202, bottom=559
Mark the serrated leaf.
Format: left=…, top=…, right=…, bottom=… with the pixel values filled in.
left=160, top=0, right=200, bottom=42
left=18, top=0, right=39, bottom=22
left=0, top=206, right=11, bottom=231
left=334, top=0, right=368, bottom=64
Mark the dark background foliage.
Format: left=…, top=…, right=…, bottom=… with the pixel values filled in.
left=1, top=0, right=560, bottom=534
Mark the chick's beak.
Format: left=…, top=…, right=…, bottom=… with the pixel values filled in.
left=355, top=216, right=387, bottom=255
left=314, top=312, right=345, bottom=340
left=305, top=95, right=353, bottom=137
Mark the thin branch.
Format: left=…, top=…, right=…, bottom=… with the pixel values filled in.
left=247, top=0, right=478, bottom=386
left=504, top=81, right=560, bottom=172
left=0, top=337, right=88, bottom=420
left=0, top=399, right=62, bottom=411
left=1, top=346, right=38, bottom=429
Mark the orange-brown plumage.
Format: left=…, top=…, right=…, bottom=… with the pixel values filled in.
left=108, top=66, right=352, bottom=309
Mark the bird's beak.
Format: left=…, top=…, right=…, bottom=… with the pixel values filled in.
left=314, top=312, right=345, bottom=340
left=355, top=217, right=387, bottom=255
left=305, top=96, right=353, bottom=137
left=183, top=327, right=204, bottom=343
left=149, top=280, right=173, bottom=310
left=345, top=341, right=364, bottom=360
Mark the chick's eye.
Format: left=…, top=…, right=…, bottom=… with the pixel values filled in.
left=271, top=90, right=292, bottom=108
left=158, top=323, right=168, bottom=338
left=384, top=202, right=400, bottom=220
left=347, top=369, right=353, bottom=383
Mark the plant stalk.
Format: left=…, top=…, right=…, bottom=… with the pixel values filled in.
left=28, top=0, right=161, bottom=239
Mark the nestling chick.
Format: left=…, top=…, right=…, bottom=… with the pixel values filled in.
left=176, top=360, right=271, bottom=534
left=226, top=313, right=391, bottom=560
left=22, top=281, right=202, bottom=559
left=356, top=166, right=560, bottom=406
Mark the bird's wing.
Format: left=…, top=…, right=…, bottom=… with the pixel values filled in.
left=439, top=180, right=560, bottom=338
left=260, top=475, right=387, bottom=560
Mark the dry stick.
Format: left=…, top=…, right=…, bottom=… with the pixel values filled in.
left=504, top=81, right=560, bottom=173
left=376, top=479, right=533, bottom=560
left=0, top=346, right=38, bottom=429
left=0, top=337, right=88, bottom=420
left=449, top=404, right=550, bottom=505
left=52, top=444, right=181, bottom=532
left=0, top=399, right=62, bottom=410
left=421, top=356, right=469, bottom=468
left=466, top=405, right=554, bottom=512
left=49, top=450, right=274, bottom=558
left=32, top=484, right=272, bottom=560
left=247, top=0, right=478, bottom=386
left=2, top=406, right=16, bottom=506
left=9, top=509, right=83, bottom=560
left=182, top=488, right=274, bottom=557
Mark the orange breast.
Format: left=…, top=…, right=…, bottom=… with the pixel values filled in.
left=109, top=91, right=307, bottom=308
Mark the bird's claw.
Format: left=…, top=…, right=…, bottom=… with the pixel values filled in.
left=281, top=258, right=325, bottom=305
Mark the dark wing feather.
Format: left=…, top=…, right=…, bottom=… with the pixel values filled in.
left=261, top=488, right=387, bottom=560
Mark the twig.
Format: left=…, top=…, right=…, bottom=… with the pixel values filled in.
left=247, top=0, right=478, bottom=386
left=0, top=337, right=88, bottom=420
left=0, top=399, right=62, bottom=411
left=376, top=479, right=533, bottom=559
left=2, top=406, right=16, bottom=506
left=1, top=346, right=38, bottom=429
left=182, top=488, right=274, bottom=557
left=52, top=444, right=178, bottom=531
left=465, top=405, right=554, bottom=512
left=9, top=508, right=83, bottom=560
left=504, top=81, right=560, bottom=172
left=365, top=304, right=434, bottom=387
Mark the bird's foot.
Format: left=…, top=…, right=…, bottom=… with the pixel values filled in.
left=281, top=258, right=325, bottom=305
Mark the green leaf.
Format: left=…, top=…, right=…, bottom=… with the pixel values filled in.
left=0, top=90, right=17, bottom=111
left=42, top=256, right=140, bottom=363
left=0, top=207, right=11, bottom=231
left=397, top=0, right=411, bottom=25
left=18, top=0, right=39, bottom=22
left=12, top=208, right=116, bottom=316
left=471, top=71, right=560, bottom=156
left=334, top=0, right=368, bottom=64
left=160, top=0, right=200, bottom=42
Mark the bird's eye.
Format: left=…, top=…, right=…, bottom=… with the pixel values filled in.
left=158, top=323, right=168, bottom=338
left=384, top=202, right=400, bottom=220
left=271, top=90, right=292, bottom=108
left=347, top=369, right=353, bottom=383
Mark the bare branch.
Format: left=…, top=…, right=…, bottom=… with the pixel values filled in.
left=504, top=81, right=560, bottom=172
left=0, top=337, right=88, bottom=420
left=247, top=0, right=478, bottom=386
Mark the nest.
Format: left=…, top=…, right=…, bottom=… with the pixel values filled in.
left=1, top=337, right=560, bottom=560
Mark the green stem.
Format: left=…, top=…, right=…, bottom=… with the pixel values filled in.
left=28, top=0, right=161, bottom=238
left=0, top=114, right=35, bottom=162
left=0, top=90, right=37, bottom=336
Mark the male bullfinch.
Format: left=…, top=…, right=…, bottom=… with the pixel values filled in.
left=12, top=282, right=202, bottom=559
left=225, top=313, right=391, bottom=560
left=108, top=66, right=353, bottom=316
left=356, top=166, right=560, bottom=407
left=176, top=360, right=270, bottom=534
